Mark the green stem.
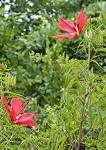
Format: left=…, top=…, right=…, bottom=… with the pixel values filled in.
left=88, top=42, right=91, bottom=73
left=77, top=42, right=91, bottom=150
left=0, top=72, right=3, bottom=95
left=77, top=103, right=85, bottom=150
left=77, top=91, right=88, bottom=150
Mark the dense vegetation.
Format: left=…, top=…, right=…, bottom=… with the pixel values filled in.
left=0, top=0, right=106, bottom=149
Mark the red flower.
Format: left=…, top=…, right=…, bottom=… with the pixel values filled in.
left=1, top=95, right=38, bottom=126
left=52, top=10, right=88, bottom=39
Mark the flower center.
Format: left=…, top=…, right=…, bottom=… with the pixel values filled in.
left=69, top=32, right=76, bottom=35
left=16, top=114, right=21, bottom=119
left=76, top=26, right=79, bottom=35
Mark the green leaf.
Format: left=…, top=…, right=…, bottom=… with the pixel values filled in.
left=54, top=135, right=66, bottom=150
left=97, top=48, right=106, bottom=52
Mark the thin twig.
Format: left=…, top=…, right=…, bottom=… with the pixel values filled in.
left=81, top=128, right=92, bottom=141
left=77, top=91, right=89, bottom=150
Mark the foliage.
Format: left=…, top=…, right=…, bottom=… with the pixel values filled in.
left=0, top=0, right=106, bottom=150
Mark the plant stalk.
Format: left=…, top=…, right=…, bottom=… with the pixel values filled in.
left=88, top=42, right=91, bottom=73
left=77, top=92, right=87, bottom=150
left=77, top=42, right=91, bottom=150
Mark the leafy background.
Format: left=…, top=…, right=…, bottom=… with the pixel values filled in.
left=0, top=0, right=106, bottom=149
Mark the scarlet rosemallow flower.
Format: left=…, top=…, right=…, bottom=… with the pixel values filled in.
left=52, top=10, right=88, bottom=39
left=1, top=95, right=38, bottom=126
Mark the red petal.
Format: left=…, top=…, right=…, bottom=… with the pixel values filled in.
left=15, top=113, right=38, bottom=126
left=76, top=10, right=88, bottom=33
left=11, top=98, right=23, bottom=117
left=20, top=100, right=30, bottom=113
left=16, top=113, right=38, bottom=122
left=1, top=95, right=16, bottom=121
left=1, top=95, right=11, bottom=113
left=58, top=18, right=76, bottom=33
left=9, top=111, right=16, bottom=121
left=52, top=33, right=77, bottom=39
left=16, top=120, right=37, bottom=126
left=11, top=99, right=30, bottom=117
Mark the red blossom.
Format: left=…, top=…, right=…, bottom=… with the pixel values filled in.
left=52, top=10, right=88, bottom=39
left=1, top=95, right=38, bottom=126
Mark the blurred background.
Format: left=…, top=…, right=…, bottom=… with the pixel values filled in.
left=0, top=0, right=106, bottom=105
